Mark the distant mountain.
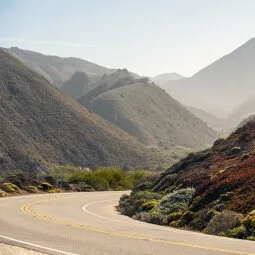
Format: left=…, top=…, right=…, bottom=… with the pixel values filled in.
left=3, top=47, right=115, bottom=87
left=60, top=71, right=92, bottom=99
left=0, top=49, right=166, bottom=173
left=80, top=79, right=218, bottom=149
left=151, top=72, right=184, bottom=85
left=163, top=38, right=255, bottom=117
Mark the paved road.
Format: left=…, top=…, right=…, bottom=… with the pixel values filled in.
left=0, top=192, right=254, bottom=255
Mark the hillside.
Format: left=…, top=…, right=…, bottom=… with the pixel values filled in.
left=3, top=47, right=114, bottom=87
left=84, top=82, right=218, bottom=149
left=0, top=49, right=169, bottom=173
left=151, top=72, right=184, bottom=86
left=79, top=69, right=136, bottom=105
left=118, top=119, right=255, bottom=240
left=228, top=95, right=255, bottom=128
left=60, top=71, right=92, bottom=99
left=163, top=38, right=255, bottom=118
left=188, top=106, right=226, bottom=131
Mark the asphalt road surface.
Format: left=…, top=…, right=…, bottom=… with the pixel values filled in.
left=0, top=192, right=254, bottom=255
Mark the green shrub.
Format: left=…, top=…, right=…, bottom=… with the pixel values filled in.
left=242, top=210, right=255, bottom=235
left=48, top=188, right=61, bottom=193
left=247, top=236, right=255, bottom=241
left=204, top=210, right=243, bottom=235
left=170, top=220, right=185, bottom=228
left=1, top=183, right=21, bottom=194
left=227, top=225, right=246, bottom=239
left=141, top=200, right=159, bottom=211
left=26, top=185, right=38, bottom=193
left=168, top=212, right=183, bottom=223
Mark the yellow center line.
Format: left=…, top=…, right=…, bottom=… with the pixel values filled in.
left=20, top=197, right=255, bottom=255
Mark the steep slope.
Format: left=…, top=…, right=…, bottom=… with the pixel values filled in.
left=86, top=83, right=218, bottom=149
left=187, top=106, right=226, bottom=131
left=0, top=50, right=165, bottom=173
left=60, top=71, right=92, bottom=99
left=119, top=119, right=255, bottom=240
left=164, top=38, right=255, bottom=117
left=79, top=69, right=136, bottom=105
left=4, top=47, right=114, bottom=87
left=228, top=95, right=255, bottom=127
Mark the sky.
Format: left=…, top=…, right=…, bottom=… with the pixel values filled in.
left=1, top=0, right=255, bottom=77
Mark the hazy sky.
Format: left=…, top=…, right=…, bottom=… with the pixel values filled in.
left=1, top=0, right=255, bottom=76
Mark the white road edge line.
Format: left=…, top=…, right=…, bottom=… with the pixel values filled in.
left=0, top=235, right=78, bottom=255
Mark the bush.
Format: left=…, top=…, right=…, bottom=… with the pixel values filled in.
left=168, top=212, right=183, bottom=223
left=227, top=225, right=246, bottom=239
left=38, top=182, right=52, bottom=192
left=204, top=210, right=243, bottom=235
left=181, top=211, right=195, bottom=224
left=118, top=191, right=163, bottom=217
left=1, top=183, right=21, bottom=194
left=0, top=189, right=6, bottom=197
left=242, top=210, right=255, bottom=235
left=69, top=182, right=94, bottom=192
left=141, top=200, right=159, bottom=211
left=26, top=185, right=38, bottom=193
left=48, top=188, right=61, bottom=193
left=155, top=188, right=195, bottom=215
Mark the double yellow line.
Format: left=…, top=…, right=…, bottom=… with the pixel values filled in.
left=21, top=197, right=255, bottom=255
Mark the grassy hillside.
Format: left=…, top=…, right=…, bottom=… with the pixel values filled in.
left=118, top=119, right=255, bottom=240
left=4, top=47, right=114, bottom=87
left=87, top=82, right=217, bottom=149
left=60, top=71, right=93, bottom=99
left=0, top=49, right=178, bottom=173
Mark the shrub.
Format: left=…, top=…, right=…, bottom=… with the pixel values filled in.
left=181, top=211, right=195, bottom=224
left=141, top=200, right=159, bottom=211
left=247, top=236, right=255, bottom=241
left=242, top=210, right=255, bottom=235
left=1, top=183, right=21, bottom=194
left=220, top=192, right=234, bottom=202
left=26, top=185, right=38, bottom=193
left=170, top=220, right=185, bottom=228
left=168, top=212, right=183, bottom=223
left=0, top=189, right=6, bottom=197
left=38, top=182, right=52, bottom=192
left=48, top=188, right=61, bottom=193
left=156, top=188, right=195, bottom=215
left=204, top=210, right=243, bottom=235
left=227, top=225, right=246, bottom=239
left=69, top=182, right=94, bottom=192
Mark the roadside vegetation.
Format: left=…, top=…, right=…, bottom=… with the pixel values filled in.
left=0, top=166, right=158, bottom=197
left=118, top=120, right=255, bottom=241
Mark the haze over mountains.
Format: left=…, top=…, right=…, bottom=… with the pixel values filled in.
left=151, top=72, right=184, bottom=86
left=82, top=79, right=217, bottom=149
left=163, top=38, right=255, bottom=121
left=3, top=47, right=115, bottom=87
left=0, top=49, right=167, bottom=172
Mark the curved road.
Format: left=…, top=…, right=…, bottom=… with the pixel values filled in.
left=0, top=192, right=254, bottom=255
